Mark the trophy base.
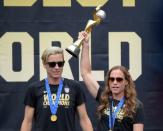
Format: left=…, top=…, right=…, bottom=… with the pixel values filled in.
left=65, top=48, right=80, bottom=58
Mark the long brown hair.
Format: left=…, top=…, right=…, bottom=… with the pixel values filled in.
left=97, top=65, right=137, bottom=118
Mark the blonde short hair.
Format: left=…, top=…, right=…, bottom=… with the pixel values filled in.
left=41, top=47, right=64, bottom=64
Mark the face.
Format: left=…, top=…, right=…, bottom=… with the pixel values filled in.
left=109, top=69, right=128, bottom=99
left=44, top=54, right=64, bottom=80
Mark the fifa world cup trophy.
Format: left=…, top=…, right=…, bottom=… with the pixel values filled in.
left=65, top=5, right=106, bottom=58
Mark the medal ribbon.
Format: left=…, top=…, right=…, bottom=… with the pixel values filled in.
left=109, top=97, right=125, bottom=130
left=45, top=78, right=63, bottom=116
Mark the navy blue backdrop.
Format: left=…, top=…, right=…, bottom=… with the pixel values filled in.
left=0, top=0, right=163, bottom=131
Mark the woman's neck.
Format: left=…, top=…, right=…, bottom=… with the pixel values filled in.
left=112, top=93, right=124, bottom=101
left=47, top=77, right=61, bottom=85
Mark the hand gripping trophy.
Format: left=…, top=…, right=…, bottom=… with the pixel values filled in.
left=65, top=5, right=106, bottom=58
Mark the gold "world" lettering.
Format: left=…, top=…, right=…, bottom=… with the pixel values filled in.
left=43, top=93, right=70, bottom=106
left=0, top=32, right=142, bottom=82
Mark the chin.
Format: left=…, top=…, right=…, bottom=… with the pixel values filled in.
left=112, top=90, right=121, bottom=95
left=54, top=76, right=61, bottom=79
left=51, top=75, right=60, bottom=79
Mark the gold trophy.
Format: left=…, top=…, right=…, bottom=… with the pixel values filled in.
left=65, top=5, right=106, bottom=58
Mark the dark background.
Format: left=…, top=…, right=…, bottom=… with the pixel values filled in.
left=0, top=0, right=163, bottom=131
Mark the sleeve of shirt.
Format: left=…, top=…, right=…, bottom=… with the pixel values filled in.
left=133, top=99, right=144, bottom=124
left=24, top=84, right=36, bottom=108
left=75, top=81, right=86, bottom=107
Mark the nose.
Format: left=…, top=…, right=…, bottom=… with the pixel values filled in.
left=113, top=80, right=118, bottom=84
left=54, top=64, right=60, bottom=68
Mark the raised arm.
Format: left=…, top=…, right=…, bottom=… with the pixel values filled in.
left=80, top=31, right=100, bottom=98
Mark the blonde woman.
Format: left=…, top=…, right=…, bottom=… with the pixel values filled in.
left=21, top=47, right=93, bottom=131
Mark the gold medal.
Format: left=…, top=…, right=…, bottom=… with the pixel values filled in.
left=51, top=115, right=57, bottom=122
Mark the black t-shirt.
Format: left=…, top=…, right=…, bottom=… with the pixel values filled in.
left=96, top=87, right=144, bottom=131
left=24, top=78, right=86, bottom=131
